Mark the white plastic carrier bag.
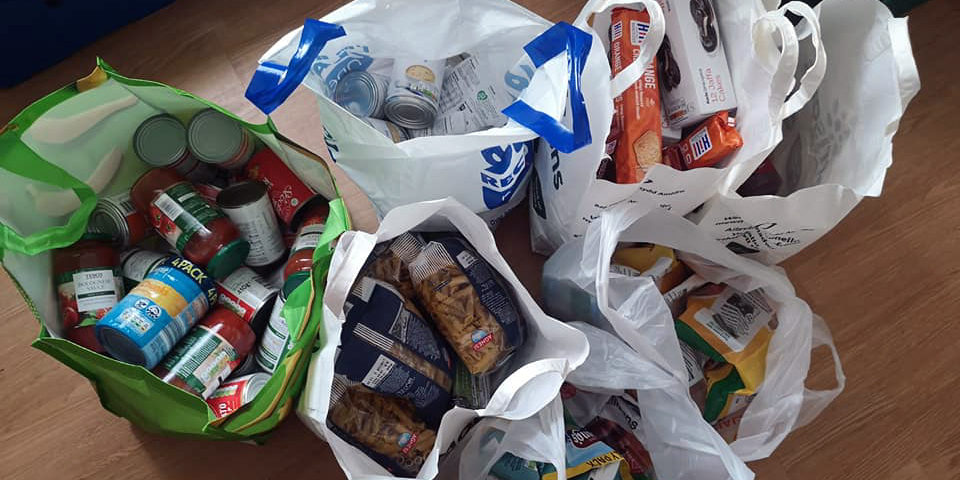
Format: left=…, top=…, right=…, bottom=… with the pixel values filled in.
left=297, top=198, right=589, bottom=479
left=690, top=0, right=921, bottom=264
left=248, top=0, right=596, bottom=226
left=541, top=202, right=844, bottom=464
left=529, top=0, right=826, bottom=254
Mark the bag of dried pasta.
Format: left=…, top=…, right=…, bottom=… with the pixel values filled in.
left=409, top=237, right=526, bottom=376
left=360, top=233, right=424, bottom=300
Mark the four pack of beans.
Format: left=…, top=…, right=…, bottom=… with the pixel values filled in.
left=53, top=109, right=329, bottom=418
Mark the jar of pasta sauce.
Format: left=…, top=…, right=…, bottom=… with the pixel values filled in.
left=131, top=168, right=250, bottom=279
left=53, top=233, right=124, bottom=353
left=281, top=203, right=329, bottom=297
left=154, top=307, right=255, bottom=398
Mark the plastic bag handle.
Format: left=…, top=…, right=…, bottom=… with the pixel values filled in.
left=794, top=314, right=845, bottom=429
left=775, top=2, right=826, bottom=120
left=501, top=22, right=593, bottom=154
left=245, top=19, right=347, bottom=115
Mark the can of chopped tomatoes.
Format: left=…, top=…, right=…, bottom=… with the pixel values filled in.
left=206, top=372, right=270, bottom=418
left=215, top=266, right=278, bottom=336
left=244, top=148, right=326, bottom=228
left=89, top=192, right=152, bottom=247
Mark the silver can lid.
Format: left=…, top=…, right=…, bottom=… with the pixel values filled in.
left=134, top=114, right=189, bottom=167
left=384, top=94, right=438, bottom=129
left=89, top=201, right=130, bottom=244
left=333, top=71, right=387, bottom=118
left=187, top=109, right=246, bottom=164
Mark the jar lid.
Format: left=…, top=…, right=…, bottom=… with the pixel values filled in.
left=188, top=109, right=245, bottom=164
left=206, top=239, right=251, bottom=280
left=134, top=114, right=189, bottom=167
left=282, top=271, right=311, bottom=298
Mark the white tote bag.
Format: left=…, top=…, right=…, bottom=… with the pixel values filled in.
left=248, top=0, right=595, bottom=226
left=529, top=0, right=826, bottom=254
left=691, top=0, right=921, bottom=264
left=541, top=202, right=845, bottom=463
left=297, top=198, right=589, bottom=479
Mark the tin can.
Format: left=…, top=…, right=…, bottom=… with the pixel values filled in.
left=89, top=191, right=152, bottom=247
left=194, top=183, right=224, bottom=203
left=216, top=266, right=279, bottom=336
left=187, top=109, right=256, bottom=169
left=217, top=181, right=286, bottom=268
left=244, top=148, right=326, bottom=227
left=119, top=248, right=171, bottom=290
left=361, top=117, right=410, bottom=143
left=230, top=353, right=262, bottom=378
left=255, top=293, right=291, bottom=374
left=384, top=58, right=445, bottom=129
left=134, top=114, right=202, bottom=177
left=333, top=71, right=390, bottom=119
left=96, top=256, right=219, bottom=369
left=206, top=372, right=270, bottom=418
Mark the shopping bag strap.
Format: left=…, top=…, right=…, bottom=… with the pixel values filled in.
left=501, top=22, right=593, bottom=154
left=775, top=2, right=826, bottom=121
left=795, top=314, right=845, bottom=429
left=245, top=19, right=347, bottom=115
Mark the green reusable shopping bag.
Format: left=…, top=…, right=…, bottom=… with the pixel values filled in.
left=0, top=59, right=350, bottom=441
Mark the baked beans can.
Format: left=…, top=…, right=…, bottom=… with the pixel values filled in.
left=216, top=181, right=286, bottom=268
left=361, top=117, right=410, bottom=143
left=96, top=257, right=218, bottom=369
left=119, top=248, right=171, bottom=290
left=255, top=293, right=291, bottom=374
left=384, top=58, right=445, bottom=129
left=244, top=148, right=324, bottom=227
left=89, top=191, right=152, bottom=247
left=187, top=109, right=256, bottom=169
left=334, top=71, right=390, bottom=119
left=216, top=266, right=279, bottom=336
left=134, top=114, right=201, bottom=176
left=206, top=372, right=270, bottom=418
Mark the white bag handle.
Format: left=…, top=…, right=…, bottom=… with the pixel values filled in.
left=775, top=2, right=826, bottom=120
left=322, top=230, right=378, bottom=316
left=574, top=0, right=666, bottom=99
left=795, top=314, right=846, bottom=429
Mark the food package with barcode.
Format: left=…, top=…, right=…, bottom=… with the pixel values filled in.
left=358, top=233, right=425, bottom=300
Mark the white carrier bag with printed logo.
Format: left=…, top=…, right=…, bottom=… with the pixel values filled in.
left=689, top=0, right=920, bottom=264
left=529, top=0, right=827, bottom=254
left=247, top=0, right=597, bottom=226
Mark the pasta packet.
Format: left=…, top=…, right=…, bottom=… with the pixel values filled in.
left=409, top=237, right=526, bottom=375
left=610, top=243, right=690, bottom=293
left=337, top=277, right=455, bottom=427
left=703, top=363, right=755, bottom=425
left=539, top=426, right=631, bottom=480
left=326, top=375, right=437, bottom=477
left=360, top=233, right=425, bottom=300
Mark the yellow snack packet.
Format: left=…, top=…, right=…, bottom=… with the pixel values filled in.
left=611, top=243, right=690, bottom=293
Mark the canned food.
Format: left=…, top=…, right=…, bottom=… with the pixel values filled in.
left=194, top=183, right=224, bottom=203
left=361, top=117, right=410, bottom=143
left=95, top=257, right=219, bottom=368
left=187, top=109, right=256, bottom=169
left=216, top=266, right=279, bottom=336
left=244, top=148, right=326, bottom=227
left=119, top=248, right=171, bottom=290
left=282, top=203, right=328, bottom=297
left=255, top=293, right=291, bottom=374
left=230, top=353, right=262, bottom=378
left=89, top=191, right=153, bottom=247
left=217, top=181, right=286, bottom=268
left=384, top=58, right=445, bottom=129
left=134, top=114, right=201, bottom=176
left=333, top=71, right=390, bottom=119
left=206, top=372, right=270, bottom=418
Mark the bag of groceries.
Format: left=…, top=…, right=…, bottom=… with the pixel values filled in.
left=297, top=198, right=589, bottom=478
left=248, top=0, right=593, bottom=226
left=690, top=0, right=921, bottom=264
left=0, top=59, right=349, bottom=440
left=541, top=202, right=845, bottom=465
left=527, top=0, right=827, bottom=254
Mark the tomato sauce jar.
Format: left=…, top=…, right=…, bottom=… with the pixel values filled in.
left=244, top=148, right=327, bottom=227
left=53, top=233, right=124, bottom=353
left=281, top=203, right=329, bottom=297
left=154, top=307, right=255, bottom=398
left=131, top=168, right=250, bottom=279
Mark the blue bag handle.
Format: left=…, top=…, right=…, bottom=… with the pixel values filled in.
left=246, top=19, right=347, bottom=115
left=501, top=22, right=593, bottom=154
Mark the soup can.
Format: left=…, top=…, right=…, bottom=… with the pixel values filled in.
left=206, top=372, right=270, bottom=418
left=89, top=191, right=152, bottom=247
left=384, top=58, right=445, bottom=129
left=333, top=71, right=390, bottom=119
left=187, top=109, right=256, bottom=169
left=134, top=114, right=202, bottom=177
left=244, top=148, right=326, bottom=227
left=217, top=181, right=286, bottom=268
left=255, top=292, right=291, bottom=374
left=361, top=117, right=410, bottom=143
left=119, top=248, right=171, bottom=290
left=216, top=266, right=279, bottom=336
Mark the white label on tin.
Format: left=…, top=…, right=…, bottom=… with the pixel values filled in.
left=193, top=341, right=236, bottom=399
left=409, top=56, right=509, bottom=136
left=388, top=58, right=445, bottom=104
left=256, top=297, right=290, bottom=374
left=224, top=195, right=285, bottom=266
left=104, top=191, right=137, bottom=215
left=292, top=224, right=325, bottom=253
left=122, top=250, right=168, bottom=283
left=217, top=267, right=276, bottom=321
left=73, top=269, right=120, bottom=312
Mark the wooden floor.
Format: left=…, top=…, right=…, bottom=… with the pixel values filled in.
left=0, top=0, right=954, bottom=478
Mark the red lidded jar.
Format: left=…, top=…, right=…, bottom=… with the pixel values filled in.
left=281, top=203, right=329, bottom=297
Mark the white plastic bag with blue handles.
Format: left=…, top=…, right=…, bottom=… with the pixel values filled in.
left=529, top=0, right=827, bottom=254
left=690, top=0, right=921, bottom=264
left=541, top=202, right=845, bottom=469
left=247, top=0, right=596, bottom=227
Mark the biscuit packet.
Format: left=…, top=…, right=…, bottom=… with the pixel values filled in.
left=337, top=277, right=455, bottom=427
left=360, top=233, right=425, bottom=300
left=662, top=111, right=743, bottom=171
left=326, top=375, right=437, bottom=477
left=409, top=237, right=526, bottom=375
left=539, top=425, right=633, bottom=480
left=610, top=243, right=690, bottom=293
